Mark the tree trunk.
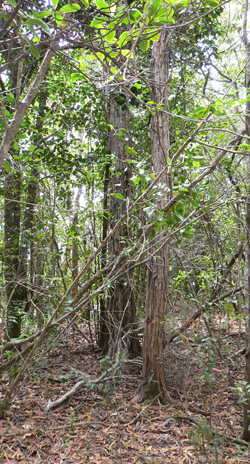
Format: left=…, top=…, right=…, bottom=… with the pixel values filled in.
left=100, top=98, right=141, bottom=357
left=134, top=27, right=172, bottom=403
left=243, top=0, right=250, bottom=440
left=4, top=168, right=23, bottom=339
left=72, top=189, right=81, bottom=297
left=4, top=56, right=24, bottom=339
left=20, top=87, right=48, bottom=313
left=99, top=162, right=110, bottom=349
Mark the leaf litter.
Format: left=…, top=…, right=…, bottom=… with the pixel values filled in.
left=0, top=318, right=250, bottom=464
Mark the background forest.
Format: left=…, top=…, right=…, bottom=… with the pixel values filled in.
left=1, top=0, right=250, bottom=462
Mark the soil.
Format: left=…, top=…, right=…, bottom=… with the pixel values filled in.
left=0, top=315, right=249, bottom=464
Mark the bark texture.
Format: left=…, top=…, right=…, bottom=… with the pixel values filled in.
left=135, top=28, right=171, bottom=403
left=100, top=98, right=141, bottom=357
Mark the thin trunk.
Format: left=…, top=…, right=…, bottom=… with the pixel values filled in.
left=243, top=0, right=250, bottom=441
left=99, top=162, right=110, bottom=348
left=20, top=87, right=48, bottom=312
left=72, top=190, right=81, bottom=297
left=134, top=27, right=171, bottom=403
left=4, top=56, right=24, bottom=339
left=4, top=169, right=22, bottom=339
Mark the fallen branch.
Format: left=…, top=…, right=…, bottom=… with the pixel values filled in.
left=46, top=360, right=121, bottom=411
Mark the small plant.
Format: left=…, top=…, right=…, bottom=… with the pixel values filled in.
left=189, top=418, right=225, bottom=464
left=230, top=381, right=250, bottom=407
left=99, top=355, right=112, bottom=371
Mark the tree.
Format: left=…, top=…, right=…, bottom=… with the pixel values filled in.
left=242, top=0, right=250, bottom=441
left=2, top=0, right=247, bottom=425
left=134, top=27, right=172, bottom=402
left=99, top=96, right=141, bottom=357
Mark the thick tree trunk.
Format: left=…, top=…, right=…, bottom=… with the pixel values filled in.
left=134, top=27, right=172, bottom=403
left=243, top=2, right=250, bottom=439
left=100, top=99, right=141, bottom=357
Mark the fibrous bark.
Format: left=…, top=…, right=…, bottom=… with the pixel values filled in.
left=100, top=98, right=141, bottom=357
left=134, top=27, right=172, bottom=403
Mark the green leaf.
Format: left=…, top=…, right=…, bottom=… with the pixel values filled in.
left=124, top=146, right=136, bottom=155
left=96, top=0, right=109, bottom=9
left=167, top=158, right=172, bottom=165
left=25, top=18, right=50, bottom=34
left=113, top=193, right=125, bottom=200
left=132, top=176, right=140, bottom=185
left=59, top=4, right=81, bottom=13
left=118, top=31, right=130, bottom=48
left=32, top=10, right=52, bottom=19
left=80, top=61, right=86, bottom=72
left=90, top=19, right=106, bottom=27
left=153, top=16, right=175, bottom=23
left=52, top=0, right=59, bottom=8
left=70, top=73, right=83, bottom=82
left=97, top=52, right=104, bottom=61
left=130, top=9, right=142, bottom=21
left=27, top=39, right=40, bottom=59
left=53, top=12, right=63, bottom=21
left=139, top=39, right=150, bottom=52
left=6, top=0, right=16, bottom=6
left=150, top=33, right=160, bottom=41
left=121, top=49, right=134, bottom=58
left=225, top=303, right=233, bottom=311
left=203, top=0, right=219, bottom=5
left=106, top=30, right=116, bottom=42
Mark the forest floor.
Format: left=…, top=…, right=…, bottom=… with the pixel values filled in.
left=0, top=311, right=250, bottom=464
